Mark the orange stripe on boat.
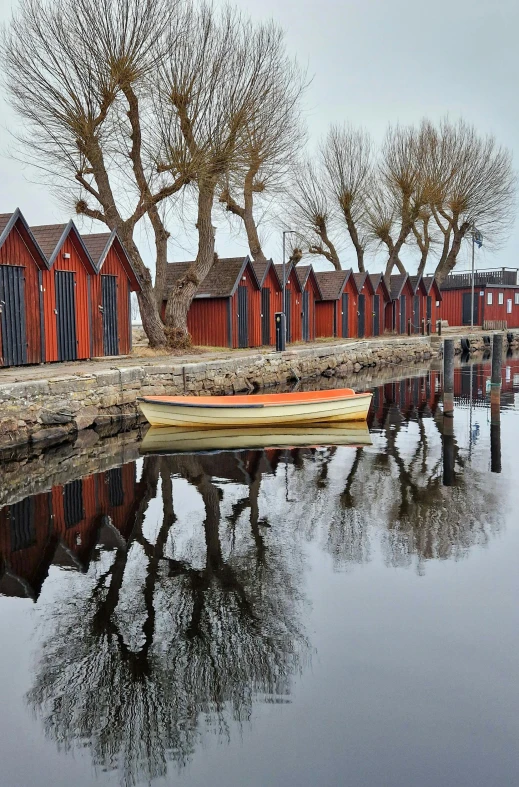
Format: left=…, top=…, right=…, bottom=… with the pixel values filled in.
left=141, top=388, right=359, bottom=406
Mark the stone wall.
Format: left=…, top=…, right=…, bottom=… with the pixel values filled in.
left=0, top=332, right=517, bottom=450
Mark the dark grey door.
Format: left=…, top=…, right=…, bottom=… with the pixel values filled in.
left=357, top=294, right=365, bottom=338
left=237, top=285, right=248, bottom=348
left=302, top=290, right=310, bottom=341
left=427, top=296, right=432, bottom=322
left=55, top=270, right=77, bottom=361
left=462, top=292, right=478, bottom=325
left=413, top=294, right=420, bottom=333
left=284, top=289, right=291, bottom=342
left=373, top=294, right=380, bottom=336
left=9, top=497, right=35, bottom=551
left=64, top=479, right=84, bottom=528
left=102, top=275, right=119, bottom=356
left=341, top=293, right=349, bottom=338
left=0, top=265, right=27, bottom=367
left=261, top=287, right=271, bottom=345
left=400, top=295, right=407, bottom=333
left=107, top=467, right=124, bottom=507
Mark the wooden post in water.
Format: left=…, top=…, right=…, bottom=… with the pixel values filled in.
left=443, top=339, right=455, bottom=417
left=490, top=334, right=503, bottom=474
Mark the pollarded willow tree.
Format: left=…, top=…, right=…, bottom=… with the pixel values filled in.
left=1, top=0, right=304, bottom=347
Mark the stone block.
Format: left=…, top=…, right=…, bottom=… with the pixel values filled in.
left=40, top=409, right=74, bottom=425
left=31, top=425, right=72, bottom=445
left=74, top=406, right=98, bottom=431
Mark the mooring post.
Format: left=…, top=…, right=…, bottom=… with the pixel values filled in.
left=442, top=416, right=455, bottom=486
left=443, top=338, right=455, bottom=417
left=490, top=333, right=503, bottom=473
left=437, top=319, right=442, bottom=337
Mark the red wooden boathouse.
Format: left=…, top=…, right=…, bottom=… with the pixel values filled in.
left=421, top=276, right=442, bottom=331
left=274, top=262, right=303, bottom=343
left=314, top=269, right=357, bottom=339
left=0, top=209, right=47, bottom=367
left=82, top=231, right=140, bottom=357
left=439, top=270, right=519, bottom=328
left=386, top=274, right=416, bottom=334
left=295, top=265, right=322, bottom=341
left=353, top=272, right=376, bottom=338
left=368, top=273, right=391, bottom=337
left=252, top=259, right=282, bottom=345
left=165, top=256, right=261, bottom=348
left=31, top=221, right=97, bottom=362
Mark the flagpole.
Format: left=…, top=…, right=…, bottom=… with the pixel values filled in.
left=470, top=223, right=475, bottom=330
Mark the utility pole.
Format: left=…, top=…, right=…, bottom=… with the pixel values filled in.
left=279, top=230, right=297, bottom=352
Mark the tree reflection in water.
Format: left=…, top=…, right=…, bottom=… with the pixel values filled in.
left=27, top=453, right=309, bottom=786
left=24, top=372, right=505, bottom=784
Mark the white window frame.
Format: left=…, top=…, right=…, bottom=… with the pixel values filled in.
left=515, top=293, right=519, bottom=306
left=487, top=292, right=493, bottom=305
left=507, top=299, right=512, bottom=314
left=498, top=292, right=504, bottom=305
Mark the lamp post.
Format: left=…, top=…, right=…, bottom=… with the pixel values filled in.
left=279, top=230, right=297, bottom=351
left=470, top=224, right=483, bottom=329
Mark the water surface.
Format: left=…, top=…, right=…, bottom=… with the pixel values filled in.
left=1, top=358, right=518, bottom=787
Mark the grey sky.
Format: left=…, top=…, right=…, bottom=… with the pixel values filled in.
left=0, top=0, right=517, bottom=274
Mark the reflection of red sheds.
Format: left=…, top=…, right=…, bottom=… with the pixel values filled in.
left=295, top=265, right=322, bottom=341
left=32, top=221, right=97, bottom=362
left=353, top=272, right=376, bottom=338
left=82, top=232, right=141, bottom=357
left=386, top=275, right=416, bottom=334
left=0, top=210, right=48, bottom=367
left=314, top=269, right=356, bottom=339
left=274, top=262, right=304, bottom=343
left=165, top=257, right=261, bottom=348
left=0, top=492, right=53, bottom=598
left=252, top=259, right=282, bottom=346
left=368, top=273, right=391, bottom=337
left=51, top=475, right=98, bottom=565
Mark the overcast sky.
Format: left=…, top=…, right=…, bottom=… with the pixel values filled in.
left=0, top=0, right=518, bottom=274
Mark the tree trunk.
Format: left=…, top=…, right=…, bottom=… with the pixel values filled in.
left=148, top=204, right=170, bottom=309
left=164, top=180, right=217, bottom=346
left=243, top=207, right=266, bottom=262
left=434, top=223, right=470, bottom=286
left=343, top=209, right=365, bottom=272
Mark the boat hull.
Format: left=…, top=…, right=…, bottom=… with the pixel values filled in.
left=140, top=423, right=372, bottom=454
left=138, top=392, right=372, bottom=428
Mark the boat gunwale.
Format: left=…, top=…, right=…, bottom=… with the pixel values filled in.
left=138, top=390, right=371, bottom=411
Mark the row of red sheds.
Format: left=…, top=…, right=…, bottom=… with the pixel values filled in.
left=164, top=256, right=443, bottom=349
left=0, top=209, right=140, bottom=367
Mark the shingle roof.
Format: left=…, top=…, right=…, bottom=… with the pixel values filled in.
left=314, top=270, right=351, bottom=301
left=0, top=213, right=13, bottom=238
left=422, top=276, right=442, bottom=299
left=388, top=274, right=409, bottom=300
left=81, top=232, right=112, bottom=265
left=295, top=265, right=311, bottom=288
left=353, top=272, right=368, bottom=292
left=166, top=257, right=252, bottom=298
left=30, top=223, right=69, bottom=259
left=274, top=263, right=297, bottom=287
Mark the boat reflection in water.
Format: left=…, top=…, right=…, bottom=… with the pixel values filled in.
left=0, top=360, right=516, bottom=787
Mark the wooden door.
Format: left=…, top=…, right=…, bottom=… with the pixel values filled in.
left=237, top=285, right=249, bottom=348
left=261, top=287, right=271, bottom=345
left=0, top=265, right=27, bottom=367
left=55, top=270, right=77, bottom=361
left=102, top=275, right=119, bottom=356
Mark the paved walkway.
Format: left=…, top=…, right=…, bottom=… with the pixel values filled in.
left=0, top=327, right=480, bottom=385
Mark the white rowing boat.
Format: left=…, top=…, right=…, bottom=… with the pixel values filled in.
left=138, top=388, right=372, bottom=428
left=140, top=422, right=372, bottom=454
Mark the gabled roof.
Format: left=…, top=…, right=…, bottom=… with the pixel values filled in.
left=0, top=208, right=49, bottom=269
left=252, top=258, right=281, bottom=289
left=295, top=265, right=323, bottom=298
left=30, top=219, right=97, bottom=273
left=368, top=272, right=391, bottom=300
left=81, top=230, right=141, bottom=291
left=353, top=271, right=375, bottom=295
left=314, top=269, right=353, bottom=301
left=274, top=262, right=300, bottom=289
left=166, top=256, right=260, bottom=298
left=387, top=274, right=410, bottom=300
left=409, top=275, right=428, bottom=295
left=422, top=276, right=443, bottom=300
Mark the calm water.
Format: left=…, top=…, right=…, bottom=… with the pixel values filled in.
left=1, top=358, right=519, bottom=787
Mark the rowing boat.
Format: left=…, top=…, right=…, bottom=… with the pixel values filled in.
left=140, top=422, right=372, bottom=454
left=138, top=388, right=372, bottom=428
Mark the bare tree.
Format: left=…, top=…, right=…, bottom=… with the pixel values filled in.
left=1, top=0, right=190, bottom=347
left=288, top=159, right=342, bottom=269
left=321, top=125, right=373, bottom=273
left=425, top=118, right=517, bottom=285
left=157, top=8, right=295, bottom=343
left=218, top=44, right=307, bottom=263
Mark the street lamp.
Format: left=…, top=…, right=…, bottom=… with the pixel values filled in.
left=279, top=230, right=297, bottom=351
left=469, top=223, right=483, bottom=329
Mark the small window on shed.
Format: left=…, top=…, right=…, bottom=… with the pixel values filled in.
left=507, top=299, right=512, bottom=314
left=515, top=293, right=519, bottom=306
left=498, top=292, right=504, bottom=305
left=487, top=292, right=493, bottom=305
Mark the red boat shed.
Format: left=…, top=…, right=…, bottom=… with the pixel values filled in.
left=386, top=274, right=416, bottom=334
left=252, top=259, right=282, bottom=345
left=314, top=269, right=357, bottom=339
left=421, top=276, right=442, bottom=331
left=368, top=273, right=391, bottom=337
left=295, top=265, right=322, bottom=341
left=274, top=263, right=303, bottom=343
left=408, top=276, right=429, bottom=333
left=82, top=231, right=141, bottom=357
left=353, top=272, right=376, bottom=338
left=439, top=270, right=519, bottom=328
left=165, top=256, right=261, bottom=348
left=0, top=209, right=47, bottom=367
left=31, top=221, right=97, bottom=362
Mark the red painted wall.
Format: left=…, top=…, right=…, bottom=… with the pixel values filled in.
left=186, top=298, right=229, bottom=347
left=90, top=245, right=132, bottom=356
left=315, top=301, right=336, bottom=338
left=285, top=268, right=302, bottom=343
left=304, top=274, right=320, bottom=340
left=0, top=222, right=43, bottom=365
left=231, top=264, right=261, bottom=348
left=41, top=233, right=91, bottom=361
left=261, top=266, right=282, bottom=345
